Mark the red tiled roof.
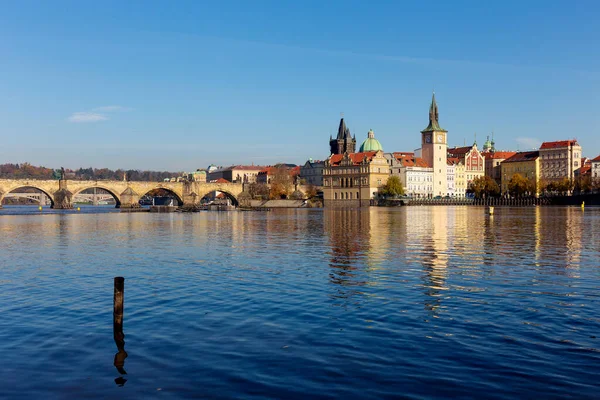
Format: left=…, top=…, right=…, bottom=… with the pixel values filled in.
left=592, top=154, right=600, bottom=162
left=579, top=165, right=591, bottom=175
left=258, top=165, right=300, bottom=176
left=396, top=156, right=430, bottom=168
left=329, top=151, right=377, bottom=166
left=215, top=178, right=230, bottom=183
left=447, top=146, right=472, bottom=156
left=482, top=151, right=517, bottom=160
left=503, top=151, right=539, bottom=163
left=447, top=157, right=461, bottom=165
left=540, top=140, right=579, bottom=149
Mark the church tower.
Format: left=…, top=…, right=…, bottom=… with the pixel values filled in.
left=329, top=118, right=356, bottom=155
left=421, top=93, right=448, bottom=196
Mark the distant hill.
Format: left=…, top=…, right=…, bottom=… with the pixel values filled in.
left=0, top=163, right=181, bottom=182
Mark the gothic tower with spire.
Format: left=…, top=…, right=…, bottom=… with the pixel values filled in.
left=421, top=93, right=448, bottom=196
left=329, top=118, right=356, bottom=155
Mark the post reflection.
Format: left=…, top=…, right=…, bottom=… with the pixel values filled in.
left=113, top=277, right=127, bottom=386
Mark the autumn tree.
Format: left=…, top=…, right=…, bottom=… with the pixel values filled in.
left=507, top=173, right=535, bottom=197
left=469, top=175, right=500, bottom=199
left=269, top=164, right=294, bottom=199
left=247, top=183, right=270, bottom=200
left=305, top=184, right=318, bottom=199
left=290, top=190, right=305, bottom=200
left=573, top=176, right=592, bottom=194
left=379, top=176, right=405, bottom=197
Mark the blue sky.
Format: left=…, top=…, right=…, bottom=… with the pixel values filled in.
left=1, top=0, right=598, bottom=171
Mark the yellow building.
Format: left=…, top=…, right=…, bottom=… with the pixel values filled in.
left=448, top=158, right=467, bottom=197
left=323, top=150, right=390, bottom=207
left=500, top=151, right=540, bottom=194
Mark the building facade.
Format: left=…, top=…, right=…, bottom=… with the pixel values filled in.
left=420, top=93, right=448, bottom=196
left=208, top=165, right=265, bottom=183
left=390, top=154, right=433, bottom=198
left=447, top=143, right=485, bottom=190
left=299, top=159, right=324, bottom=186
left=483, top=151, right=517, bottom=187
left=501, top=151, right=540, bottom=195
left=448, top=158, right=467, bottom=197
left=592, top=155, right=600, bottom=179
left=446, top=161, right=455, bottom=197
left=538, top=140, right=582, bottom=182
left=323, top=151, right=390, bottom=207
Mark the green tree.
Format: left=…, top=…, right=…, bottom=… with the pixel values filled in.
left=379, top=176, right=405, bottom=197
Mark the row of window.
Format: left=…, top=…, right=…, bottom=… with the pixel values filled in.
left=333, top=192, right=360, bottom=200
left=324, top=177, right=369, bottom=186
left=541, top=152, right=580, bottom=159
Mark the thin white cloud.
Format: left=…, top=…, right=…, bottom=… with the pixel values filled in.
left=67, top=112, right=108, bottom=123
left=92, top=105, right=132, bottom=112
left=516, top=137, right=541, bottom=150
left=67, top=105, right=131, bottom=123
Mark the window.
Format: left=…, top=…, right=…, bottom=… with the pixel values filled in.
left=357, top=192, right=359, bottom=199
left=334, top=192, right=338, bottom=200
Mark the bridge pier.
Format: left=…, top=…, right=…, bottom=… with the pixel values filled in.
left=119, top=188, right=140, bottom=209
left=52, top=180, right=73, bottom=209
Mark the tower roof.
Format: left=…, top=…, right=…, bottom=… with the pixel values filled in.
left=337, top=118, right=352, bottom=140
left=421, top=92, right=447, bottom=133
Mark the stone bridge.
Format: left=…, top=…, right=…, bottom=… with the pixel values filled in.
left=0, top=179, right=244, bottom=209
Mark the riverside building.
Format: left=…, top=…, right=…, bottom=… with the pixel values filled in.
left=501, top=151, right=540, bottom=195
left=323, top=129, right=389, bottom=207
left=538, top=140, right=582, bottom=182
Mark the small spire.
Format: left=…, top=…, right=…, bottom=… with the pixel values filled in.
left=421, top=92, right=446, bottom=133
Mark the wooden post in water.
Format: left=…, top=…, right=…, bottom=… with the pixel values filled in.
left=113, top=277, right=127, bottom=377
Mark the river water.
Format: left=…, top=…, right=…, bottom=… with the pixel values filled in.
left=0, top=205, right=599, bottom=399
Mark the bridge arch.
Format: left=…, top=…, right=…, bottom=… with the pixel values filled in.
left=199, top=189, right=239, bottom=207
left=71, top=186, right=122, bottom=208
left=141, top=187, right=184, bottom=206
left=0, top=185, right=55, bottom=208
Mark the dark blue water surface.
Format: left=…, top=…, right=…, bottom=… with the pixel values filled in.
left=1, top=206, right=599, bottom=399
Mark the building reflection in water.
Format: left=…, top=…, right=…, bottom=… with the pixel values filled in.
left=411, top=207, right=450, bottom=314
left=535, top=206, right=583, bottom=278
left=323, top=209, right=372, bottom=303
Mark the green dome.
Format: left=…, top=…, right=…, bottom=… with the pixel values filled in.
left=359, top=129, right=383, bottom=152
